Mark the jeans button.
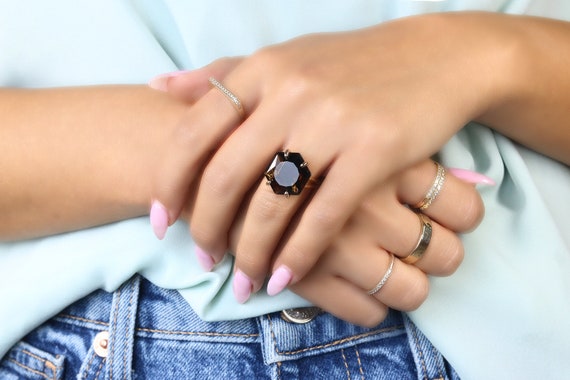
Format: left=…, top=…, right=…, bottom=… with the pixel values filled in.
left=281, top=307, right=321, bottom=324
left=93, top=331, right=110, bottom=358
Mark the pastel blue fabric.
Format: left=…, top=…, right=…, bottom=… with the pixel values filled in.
left=1, top=1, right=569, bottom=379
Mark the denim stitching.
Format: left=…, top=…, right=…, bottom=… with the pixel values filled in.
left=137, top=327, right=259, bottom=338
left=7, top=358, right=50, bottom=379
left=355, top=347, right=365, bottom=380
left=276, top=362, right=282, bottom=380
left=57, top=314, right=109, bottom=327
left=94, top=358, right=106, bottom=380
left=20, top=349, right=59, bottom=379
left=123, top=286, right=136, bottom=380
left=80, top=352, right=97, bottom=380
left=267, top=315, right=404, bottom=356
left=410, top=323, right=428, bottom=380
left=430, top=344, right=444, bottom=379
left=341, top=349, right=351, bottom=379
left=109, top=287, right=122, bottom=380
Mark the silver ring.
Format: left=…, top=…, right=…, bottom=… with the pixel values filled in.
left=414, top=162, right=446, bottom=211
left=402, top=213, right=432, bottom=265
left=208, top=77, right=245, bottom=118
left=367, top=253, right=395, bottom=296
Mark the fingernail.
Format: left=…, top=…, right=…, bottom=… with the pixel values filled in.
left=150, top=200, right=169, bottom=240
left=195, top=246, right=215, bottom=272
left=233, top=270, right=253, bottom=304
left=447, top=168, right=496, bottom=186
left=148, top=70, right=190, bottom=91
left=267, top=266, right=294, bottom=296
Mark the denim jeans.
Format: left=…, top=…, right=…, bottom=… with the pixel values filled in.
left=0, top=276, right=459, bottom=379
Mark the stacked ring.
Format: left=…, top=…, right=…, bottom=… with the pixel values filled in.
left=414, top=162, right=446, bottom=211
left=367, top=253, right=395, bottom=296
left=401, top=213, right=432, bottom=265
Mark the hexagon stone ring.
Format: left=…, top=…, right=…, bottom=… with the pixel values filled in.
left=264, top=150, right=312, bottom=197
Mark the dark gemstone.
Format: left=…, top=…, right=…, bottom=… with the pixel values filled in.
left=265, top=151, right=311, bottom=196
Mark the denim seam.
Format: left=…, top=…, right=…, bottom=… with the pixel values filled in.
left=137, top=327, right=259, bottom=338
left=341, top=349, right=351, bottom=379
left=57, top=315, right=259, bottom=339
left=277, top=362, right=282, bottom=380
left=80, top=352, right=97, bottom=380
left=21, top=349, right=59, bottom=378
left=430, top=344, right=444, bottom=379
left=409, top=322, right=428, bottom=380
left=57, top=314, right=109, bottom=327
left=7, top=358, right=51, bottom=380
left=267, top=315, right=404, bottom=356
left=123, top=286, right=136, bottom=380
left=109, top=287, right=122, bottom=380
left=94, top=358, right=106, bottom=380
left=355, top=347, right=365, bottom=380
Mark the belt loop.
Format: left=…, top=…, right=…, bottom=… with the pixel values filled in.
left=403, top=314, right=449, bottom=380
left=105, top=275, right=141, bottom=380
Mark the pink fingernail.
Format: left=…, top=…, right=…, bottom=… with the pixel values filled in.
left=267, top=266, right=294, bottom=296
left=233, top=270, right=253, bottom=304
left=195, top=246, right=215, bottom=272
left=148, top=70, right=191, bottom=91
left=150, top=200, right=169, bottom=240
left=447, top=168, right=496, bottom=186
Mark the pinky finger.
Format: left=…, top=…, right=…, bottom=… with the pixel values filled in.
left=289, top=272, right=389, bottom=328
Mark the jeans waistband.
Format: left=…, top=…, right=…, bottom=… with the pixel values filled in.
left=53, top=275, right=455, bottom=380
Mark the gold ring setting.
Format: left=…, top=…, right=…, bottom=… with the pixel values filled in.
left=208, top=77, right=245, bottom=118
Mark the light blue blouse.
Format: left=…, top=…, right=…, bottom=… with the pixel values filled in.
left=1, top=1, right=569, bottom=379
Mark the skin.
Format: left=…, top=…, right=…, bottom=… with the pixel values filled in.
left=150, top=12, right=570, bottom=303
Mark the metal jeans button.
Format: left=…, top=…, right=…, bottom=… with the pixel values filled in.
left=281, top=307, right=322, bottom=324
left=93, top=331, right=110, bottom=358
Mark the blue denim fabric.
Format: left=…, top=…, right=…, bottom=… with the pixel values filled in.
left=0, top=276, right=460, bottom=380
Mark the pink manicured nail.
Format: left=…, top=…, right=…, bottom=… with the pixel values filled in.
left=150, top=200, right=169, bottom=240
left=233, top=270, right=253, bottom=304
left=148, top=70, right=191, bottom=91
left=195, top=246, right=215, bottom=272
left=267, top=266, right=294, bottom=296
left=447, top=168, right=496, bottom=186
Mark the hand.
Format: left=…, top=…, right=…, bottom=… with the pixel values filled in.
left=223, top=159, right=486, bottom=324
left=150, top=13, right=506, bottom=297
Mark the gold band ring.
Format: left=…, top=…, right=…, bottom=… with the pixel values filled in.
left=367, top=253, right=395, bottom=296
left=208, top=77, right=245, bottom=118
left=402, top=213, right=432, bottom=265
left=414, top=162, right=446, bottom=211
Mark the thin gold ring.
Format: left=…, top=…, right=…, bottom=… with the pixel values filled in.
left=367, top=253, right=395, bottom=296
left=414, top=162, right=446, bottom=211
left=208, top=77, right=245, bottom=118
left=402, top=213, right=432, bottom=265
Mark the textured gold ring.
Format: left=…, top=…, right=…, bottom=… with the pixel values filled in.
left=402, top=213, right=432, bottom=265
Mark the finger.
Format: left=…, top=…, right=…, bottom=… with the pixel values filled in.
left=397, top=160, right=485, bottom=232
left=148, top=57, right=243, bottom=102
left=187, top=103, right=291, bottom=263
left=151, top=70, right=259, bottom=237
left=289, top=271, right=389, bottom=328
left=321, top=246, right=430, bottom=312
left=270, top=151, right=377, bottom=286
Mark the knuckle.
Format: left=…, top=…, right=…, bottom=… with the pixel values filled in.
left=457, top=191, right=485, bottom=231
left=251, top=195, right=287, bottom=221
left=437, top=235, right=465, bottom=276
left=201, top=162, right=235, bottom=198
left=189, top=223, right=222, bottom=254
left=309, top=203, right=344, bottom=232
left=399, top=275, right=430, bottom=311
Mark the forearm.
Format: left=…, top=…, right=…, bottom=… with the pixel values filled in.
left=0, top=86, right=188, bottom=240
left=459, top=12, right=570, bottom=164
